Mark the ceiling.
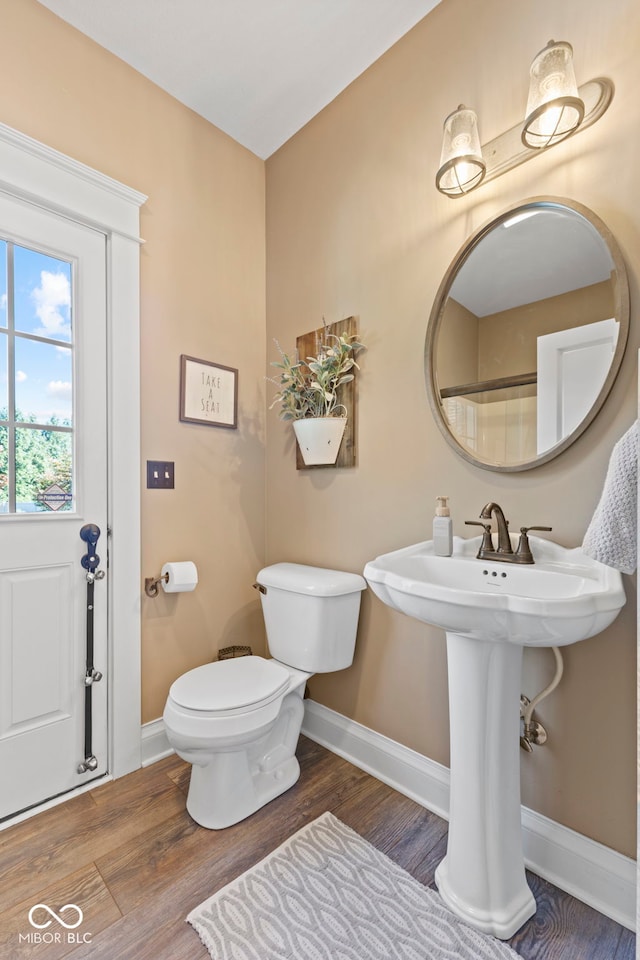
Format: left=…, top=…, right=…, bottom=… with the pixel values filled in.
left=36, top=0, right=441, bottom=159
left=450, top=205, right=614, bottom=317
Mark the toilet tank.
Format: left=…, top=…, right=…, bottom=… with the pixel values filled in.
left=255, top=563, right=366, bottom=673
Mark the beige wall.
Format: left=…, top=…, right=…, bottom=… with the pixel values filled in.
left=436, top=298, right=479, bottom=388
left=0, top=0, right=267, bottom=723
left=266, top=0, right=638, bottom=857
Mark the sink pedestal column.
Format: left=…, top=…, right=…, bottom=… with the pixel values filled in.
left=435, top=632, right=536, bottom=940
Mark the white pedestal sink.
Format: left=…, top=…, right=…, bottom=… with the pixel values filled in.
left=363, top=534, right=625, bottom=939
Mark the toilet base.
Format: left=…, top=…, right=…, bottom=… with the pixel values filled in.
left=183, top=690, right=305, bottom=829
left=187, top=753, right=300, bottom=829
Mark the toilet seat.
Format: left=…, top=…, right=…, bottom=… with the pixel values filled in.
left=169, top=656, right=290, bottom=717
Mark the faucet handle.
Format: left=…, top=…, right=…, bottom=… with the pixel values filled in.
left=465, top=520, right=493, bottom=554
left=515, top=526, right=553, bottom=564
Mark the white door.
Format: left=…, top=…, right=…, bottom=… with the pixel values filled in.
left=537, top=318, right=619, bottom=454
left=0, top=195, right=108, bottom=819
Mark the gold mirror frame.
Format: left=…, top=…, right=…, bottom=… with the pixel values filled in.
left=425, top=197, right=630, bottom=472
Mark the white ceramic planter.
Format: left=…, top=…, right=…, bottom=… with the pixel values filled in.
left=293, top=417, right=347, bottom=465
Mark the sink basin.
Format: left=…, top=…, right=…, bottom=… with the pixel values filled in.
left=363, top=534, right=625, bottom=646
left=363, top=533, right=626, bottom=939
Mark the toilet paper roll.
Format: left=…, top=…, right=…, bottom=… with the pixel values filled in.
left=161, top=561, right=198, bottom=593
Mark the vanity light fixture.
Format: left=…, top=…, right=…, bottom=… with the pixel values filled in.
left=522, top=40, right=584, bottom=148
left=435, top=40, right=613, bottom=198
left=435, top=105, right=486, bottom=197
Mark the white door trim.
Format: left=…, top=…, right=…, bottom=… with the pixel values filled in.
left=0, top=121, right=146, bottom=780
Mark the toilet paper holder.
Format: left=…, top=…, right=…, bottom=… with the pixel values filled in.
left=144, top=572, right=169, bottom=598
left=145, top=560, right=198, bottom=597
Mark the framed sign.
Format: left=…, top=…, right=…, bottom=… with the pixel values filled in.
left=179, top=354, right=238, bottom=428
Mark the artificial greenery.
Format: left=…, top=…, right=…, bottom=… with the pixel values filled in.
left=269, top=330, right=364, bottom=421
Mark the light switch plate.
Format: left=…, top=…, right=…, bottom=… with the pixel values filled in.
left=147, top=460, right=175, bottom=489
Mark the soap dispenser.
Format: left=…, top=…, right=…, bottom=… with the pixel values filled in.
left=433, top=496, right=453, bottom=557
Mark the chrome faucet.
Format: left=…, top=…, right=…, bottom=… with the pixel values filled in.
left=465, top=501, right=552, bottom=564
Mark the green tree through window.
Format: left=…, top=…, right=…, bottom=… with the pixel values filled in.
left=0, top=409, right=72, bottom=512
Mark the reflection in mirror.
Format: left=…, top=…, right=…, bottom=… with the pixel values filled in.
left=426, top=198, right=629, bottom=471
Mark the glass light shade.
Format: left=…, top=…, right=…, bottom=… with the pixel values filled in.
left=436, top=105, right=486, bottom=197
left=522, top=40, right=585, bottom=148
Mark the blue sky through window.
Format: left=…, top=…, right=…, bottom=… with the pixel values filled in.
left=0, top=242, right=73, bottom=424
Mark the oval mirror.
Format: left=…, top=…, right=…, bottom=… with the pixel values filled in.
left=425, top=198, right=629, bottom=472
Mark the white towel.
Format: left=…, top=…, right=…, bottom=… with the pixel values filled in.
left=582, top=421, right=637, bottom=574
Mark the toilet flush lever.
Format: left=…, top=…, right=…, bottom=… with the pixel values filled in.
left=253, top=582, right=267, bottom=595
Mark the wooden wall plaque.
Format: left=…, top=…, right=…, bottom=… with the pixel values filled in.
left=295, top=316, right=358, bottom=469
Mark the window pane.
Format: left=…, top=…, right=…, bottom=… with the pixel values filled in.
left=13, top=245, right=72, bottom=343
left=0, top=240, right=6, bottom=331
left=0, top=423, right=7, bottom=513
left=15, top=337, right=72, bottom=425
left=1, top=240, right=76, bottom=517
left=15, top=427, right=73, bottom=513
left=0, top=331, right=6, bottom=413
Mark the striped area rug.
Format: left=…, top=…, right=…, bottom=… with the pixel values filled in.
left=187, top=811, right=522, bottom=960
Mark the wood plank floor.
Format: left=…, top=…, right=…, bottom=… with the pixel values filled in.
left=0, top=736, right=635, bottom=960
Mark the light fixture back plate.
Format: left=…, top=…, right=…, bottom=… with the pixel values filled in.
left=481, top=78, right=613, bottom=187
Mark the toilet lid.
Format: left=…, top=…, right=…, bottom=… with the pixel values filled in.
left=169, top=656, right=290, bottom=713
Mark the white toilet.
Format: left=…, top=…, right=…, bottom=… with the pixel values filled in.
left=163, top=562, right=366, bottom=829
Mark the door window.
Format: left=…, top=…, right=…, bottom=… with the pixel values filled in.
left=0, top=240, right=74, bottom=514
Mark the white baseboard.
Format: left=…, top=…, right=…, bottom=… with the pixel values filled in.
left=301, top=698, right=636, bottom=932
left=141, top=718, right=173, bottom=766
